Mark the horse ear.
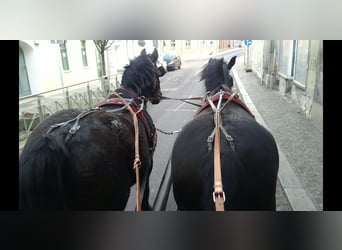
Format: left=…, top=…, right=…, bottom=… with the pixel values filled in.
left=140, top=48, right=147, bottom=56
left=227, top=56, right=236, bottom=70
left=149, top=48, right=158, bottom=63
left=152, top=48, right=158, bottom=59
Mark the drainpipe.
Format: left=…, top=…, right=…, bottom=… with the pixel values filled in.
left=262, top=40, right=276, bottom=89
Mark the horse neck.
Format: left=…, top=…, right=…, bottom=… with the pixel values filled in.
left=115, top=87, right=139, bottom=99
left=111, top=87, right=141, bottom=104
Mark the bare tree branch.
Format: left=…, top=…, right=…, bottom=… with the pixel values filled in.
left=93, top=40, right=115, bottom=77
left=93, top=40, right=114, bottom=53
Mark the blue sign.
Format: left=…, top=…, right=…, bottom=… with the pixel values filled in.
left=244, top=40, right=252, bottom=46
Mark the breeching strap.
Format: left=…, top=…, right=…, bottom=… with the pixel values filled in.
left=112, top=90, right=143, bottom=211
left=207, top=92, right=236, bottom=211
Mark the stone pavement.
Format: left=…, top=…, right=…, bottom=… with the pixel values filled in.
left=232, top=56, right=323, bottom=211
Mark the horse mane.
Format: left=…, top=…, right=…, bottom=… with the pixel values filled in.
left=200, top=58, right=225, bottom=91
left=121, top=49, right=156, bottom=96
left=200, top=57, right=234, bottom=92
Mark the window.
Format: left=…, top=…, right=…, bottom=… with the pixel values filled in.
left=293, top=40, right=309, bottom=88
left=278, top=40, right=295, bottom=78
left=19, top=47, right=31, bottom=96
left=81, top=40, right=88, bottom=67
left=59, top=41, right=69, bottom=71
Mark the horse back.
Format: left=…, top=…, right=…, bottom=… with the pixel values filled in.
left=171, top=103, right=279, bottom=210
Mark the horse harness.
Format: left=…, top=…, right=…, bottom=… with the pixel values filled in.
left=196, top=87, right=255, bottom=211
left=196, top=87, right=255, bottom=153
left=97, top=88, right=157, bottom=153
left=97, top=88, right=157, bottom=211
left=46, top=88, right=157, bottom=211
left=46, top=109, right=100, bottom=143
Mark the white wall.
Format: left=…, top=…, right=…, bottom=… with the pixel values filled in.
left=57, top=40, right=99, bottom=87
left=20, top=40, right=61, bottom=95
left=19, top=40, right=99, bottom=96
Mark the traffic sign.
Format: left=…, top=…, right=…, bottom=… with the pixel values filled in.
left=244, top=40, right=252, bottom=46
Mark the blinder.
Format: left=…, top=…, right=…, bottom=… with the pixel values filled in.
left=147, top=53, right=164, bottom=105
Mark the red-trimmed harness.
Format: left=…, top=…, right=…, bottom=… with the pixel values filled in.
left=194, top=86, right=255, bottom=211
left=97, top=87, right=157, bottom=211
left=195, top=89, right=255, bottom=118
left=97, top=88, right=157, bottom=153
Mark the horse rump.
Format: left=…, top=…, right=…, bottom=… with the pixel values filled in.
left=19, top=109, right=134, bottom=210
left=19, top=132, right=70, bottom=209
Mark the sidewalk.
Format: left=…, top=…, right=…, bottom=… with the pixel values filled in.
left=232, top=56, right=323, bottom=211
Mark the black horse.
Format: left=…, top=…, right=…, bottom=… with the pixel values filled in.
left=19, top=48, right=165, bottom=210
left=171, top=56, right=279, bottom=211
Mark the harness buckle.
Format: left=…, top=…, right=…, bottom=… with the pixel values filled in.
left=69, top=124, right=80, bottom=134
left=207, top=128, right=216, bottom=151
left=225, top=134, right=233, bottom=141
left=213, top=191, right=226, bottom=202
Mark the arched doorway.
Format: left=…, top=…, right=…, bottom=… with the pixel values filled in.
left=19, top=47, right=31, bottom=97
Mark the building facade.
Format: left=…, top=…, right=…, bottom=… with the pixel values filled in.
left=19, top=40, right=239, bottom=97
left=245, top=40, right=323, bottom=128
left=19, top=40, right=99, bottom=97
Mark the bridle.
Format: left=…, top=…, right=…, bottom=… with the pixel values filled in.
left=147, top=53, right=164, bottom=104
left=149, top=78, right=162, bottom=104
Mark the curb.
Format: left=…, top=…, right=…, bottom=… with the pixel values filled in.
left=232, top=67, right=318, bottom=211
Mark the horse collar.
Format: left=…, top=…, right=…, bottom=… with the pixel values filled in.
left=114, top=87, right=142, bottom=103
left=195, top=89, right=255, bottom=118
left=96, top=89, right=157, bottom=152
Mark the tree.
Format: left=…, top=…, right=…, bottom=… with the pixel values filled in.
left=93, top=40, right=115, bottom=95
left=93, top=40, right=115, bottom=77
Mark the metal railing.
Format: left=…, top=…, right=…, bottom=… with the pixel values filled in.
left=19, top=74, right=123, bottom=141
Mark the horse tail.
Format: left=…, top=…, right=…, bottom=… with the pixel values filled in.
left=19, top=133, right=70, bottom=209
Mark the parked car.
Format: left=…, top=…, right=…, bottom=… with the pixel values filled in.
left=157, top=57, right=168, bottom=73
left=162, top=52, right=182, bottom=71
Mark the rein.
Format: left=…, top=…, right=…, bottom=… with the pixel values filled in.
left=207, top=91, right=236, bottom=211
left=111, top=90, right=144, bottom=211
left=159, top=95, right=204, bottom=107
left=150, top=95, right=205, bottom=135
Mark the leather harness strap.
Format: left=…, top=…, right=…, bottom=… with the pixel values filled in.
left=97, top=88, right=158, bottom=211
left=97, top=89, right=157, bottom=152
left=196, top=92, right=255, bottom=118
left=207, top=92, right=236, bottom=211
left=111, top=90, right=144, bottom=211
